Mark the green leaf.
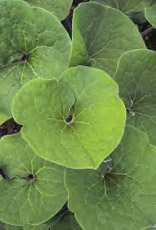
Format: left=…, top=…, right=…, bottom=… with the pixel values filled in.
left=23, top=0, right=73, bottom=20
left=91, top=0, right=153, bottom=14
left=4, top=224, right=49, bottom=230
left=145, top=4, right=156, bottom=28
left=45, top=203, right=82, bottom=229
left=4, top=224, right=22, bottom=230
left=0, top=221, right=5, bottom=230
left=0, top=0, right=71, bottom=123
left=24, top=224, right=49, bottom=230
left=114, top=49, right=156, bottom=145
left=0, top=113, right=10, bottom=126
left=12, top=66, right=126, bottom=169
left=69, top=2, right=145, bottom=76
left=50, top=212, right=82, bottom=230
left=0, top=134, right=67, bottom=225
left=65, top=126, right=156, bottom=230
left=46, top=203, right=68, bottom=226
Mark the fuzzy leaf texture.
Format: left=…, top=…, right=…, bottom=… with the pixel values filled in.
left=0, top=0, right=71, bottom=124
left=12, top=66, right=126, bottom=169
left=69, top=2, right=145, bottom=76
left=65, top=126, right=156, bottom=230
left=114, top=49, right=156, bottom=145
left=0, top=134, right=67, bottom=225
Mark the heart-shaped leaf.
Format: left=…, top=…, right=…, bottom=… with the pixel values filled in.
left=0, top=0, right=71, bottom=123
left=91, top=0, right=153, bottom=14
left=23, top=0, right=73, bottom=20
left=65, top=126, right=156, bottom=230
left=114, top=49, right=156, bottom=145
left=69, top=2, right=145, bottom=76
left=145, top=4, right=156, bottom=28
left=0, top=134, right=67, bottom=226
left=12, top=66, right=126, bottom=169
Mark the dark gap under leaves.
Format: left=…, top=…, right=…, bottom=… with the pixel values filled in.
left=61, top=0, right=89, bottom=38
left=0, top=168, right=7, bottom=179
left=0, top=118, right=22, bottom=138
left=139, top=22, right=156, bottom=51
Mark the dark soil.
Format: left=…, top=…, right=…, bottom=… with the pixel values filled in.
left=0, top=0, right=155, bottom=138
left=139, top=22, right=156, bottom=51
left=0, top=118, right=22, bottom=139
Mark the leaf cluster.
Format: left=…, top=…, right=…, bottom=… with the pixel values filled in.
left=0, top=0, right=155, bottom=229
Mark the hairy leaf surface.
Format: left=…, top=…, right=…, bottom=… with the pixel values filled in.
left=12, top=66, right=126, bottom=169
left=65, top=126, right=156, bottom=230
left=70, top=2, right=145, bottom=76
left=0, top=134, right=67, bottom=225
left=23, top=0, right=72, bottom=20
left=0, top=0, right=71, bottom=123
left=114, top=49, right=156, bottom=145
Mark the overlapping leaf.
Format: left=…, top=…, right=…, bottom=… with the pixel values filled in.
left=145, top=4, right=156, bottom=28
left=69, top=2, right=145, bottom=76
left=114, top=49, right=156, bottom=145
left=50, top=212, right=82, bottom=230
left=0, top=0, right=71, bottom=124
left=65, top=126, right=156, bottom=230
left=4, top=212, right=82, bottom=230
left=0, top=134, right=67, bottom=225
left=91, top=0, right=153, bottom=14
left=23, top=0, right=73, bottom=20
left=12, top=66, right=126, bottom=169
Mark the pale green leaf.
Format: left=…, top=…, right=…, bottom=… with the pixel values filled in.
left=70, top=2, right=145, bottom=76
left=23, top=0, right=72, bottom=20
left=114, top=49, right=156, bottom=145
left=91, top=0, right=153, bottom=14
left=0, top=134, right=67, bottom=225
left=12, top=66, right=126, bottom=169
left=65, top=126, right=156, bottom=230
left=0, top=0, right=71, bottom=123
left=145, top=4, right=156, bottom=28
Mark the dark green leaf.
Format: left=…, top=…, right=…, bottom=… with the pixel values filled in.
left=0, top=134, right=67, bottom=225
left=70, top=2, right=145, bottom=76
left=0, top=0, right=71, bottom=123
left=114, top=49, right=156, bottom=145
left=91, top=0, right=153, bottom=14
left=145, top=4, right=156, bottom=28
left=65, top=126, right=156, bottom=230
